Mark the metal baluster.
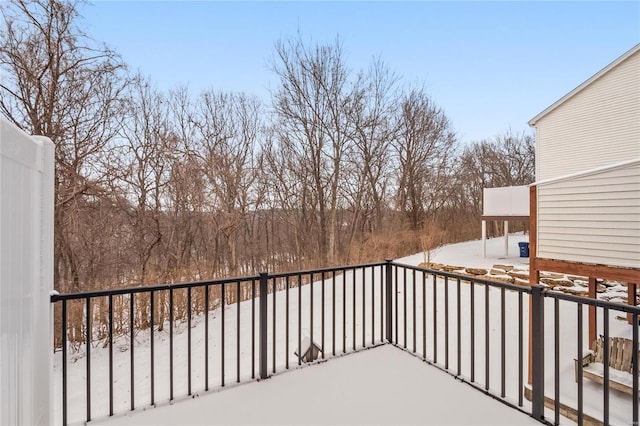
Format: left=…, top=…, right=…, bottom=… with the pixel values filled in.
left=272, top=278, right=276, bottom=373
left=321, top=272, right=325, bottom=358
left=343, top=269, right=346, bottom=353
left=286, top=276, right=290, bottom=369
left=371, top=267, right=375, bottom=346
left=170, top=289, right=174, bottom=400
left=251, top=280, right=255, bottom=378
left=62, top=300, right=68, bottom=426
left=423, top=271, right=426, bottom=359
left=485, top=283, right=489, bottom=391
left=395, top=266, right=398, bottom=344
left=603, top=307, right=609, bottom=426
left=577, top=303, right=583, bottom=425
left=457, top=278, right=461, bottom=376
left=445, top=276, right=449, bottom=370
left=380, top=266, right=384, bottom=343
left=129, top=294, right=135, bottom=410
left=221, top=283, right=225, bottom=387
left=188, top=288, right=192, bottom=394
left=470, top=281, right=475, bottom=382
left=518, top=291, right=523, bottom=407
left=259, top=273, right=268, bottom=379
left=205, top=285, right=210, bottom=389
left=413, top=269, right=416, bottom=353
left=633, top=313, right=638, bottom=426
left=237, top=281, right=241, bottom=382
left=362, top=268, right=366, bottom=348
left=109, top=294, right=114, bottom=416
left=311, top=273, right=314, bottom=356
left=403, top=268, right=407, bottom=349
left=353, top=269, right=356, bottom=350
left=433, top=274, right=437, bottom=364
left=554, top=298, right=560, bottom=424
left=150, top=291, right=155, bottom=405
left=332, top=271, right=336, bottom=355
left=86, top=297, right=91, bottom=422
left=298, top=274, right=302, bottom=365
left=501, top=287, right=505, bottom=398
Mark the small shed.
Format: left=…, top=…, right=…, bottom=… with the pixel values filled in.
left=295, top=337, right=323, bottom=363
left=481, top=186, right=530, bottom=257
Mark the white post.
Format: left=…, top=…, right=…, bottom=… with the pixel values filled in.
left=34, top=135, right=55, bottom=426
left=0, top=119, right=54, bottom=426
left=482, top=220, right=487, bottom=258
left=504, top=220, right=509, bottom=257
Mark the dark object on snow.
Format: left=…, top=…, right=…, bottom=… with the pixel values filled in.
left=295, top=337, right=323, bottom=363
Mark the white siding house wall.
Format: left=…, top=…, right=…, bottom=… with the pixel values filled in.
left=534, top=48, right=640, bottom=182
left=0, top=118, right=54, bottom=425
left=536, top=160, right=640, bottom=269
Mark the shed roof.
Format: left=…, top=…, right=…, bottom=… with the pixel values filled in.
left=528, top=44, right=640, bottom=126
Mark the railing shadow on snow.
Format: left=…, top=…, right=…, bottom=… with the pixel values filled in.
left=50, top=260, right=640, bottom=426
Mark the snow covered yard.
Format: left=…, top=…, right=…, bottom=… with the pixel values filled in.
left=95, top=344, right=539, bottom=426
left=52, top=234, right=639, bottom=425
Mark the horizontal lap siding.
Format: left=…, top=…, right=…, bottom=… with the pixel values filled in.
left=535, top=50, right=640, bottom=182
left=537, top=162, right=640, bottom=269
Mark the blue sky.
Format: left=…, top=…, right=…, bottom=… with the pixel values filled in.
left=80, top=1, right=639, bottom=144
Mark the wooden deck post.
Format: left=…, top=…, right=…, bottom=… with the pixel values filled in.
left=528, top=185, right=538, bottom=385
left=588, top=277, right=597, bottom=349
left=628, top=282, right=638, bottom=325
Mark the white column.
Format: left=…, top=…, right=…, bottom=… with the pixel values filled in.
left=0, top=123, right=54, bottom=426
left=504, top=220, right=509, bottom=257
left=35, top=136, right=55, bottom=426
left=482, top=220, right=487, bottom=258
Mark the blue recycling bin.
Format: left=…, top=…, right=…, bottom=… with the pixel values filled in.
left=518, top=242, right=530, bottom=258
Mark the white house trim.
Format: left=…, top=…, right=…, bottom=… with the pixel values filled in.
left=531, top=158, right=640, bottom=187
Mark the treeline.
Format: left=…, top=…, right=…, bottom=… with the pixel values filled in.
left=0, top=0, right=534, bottom=294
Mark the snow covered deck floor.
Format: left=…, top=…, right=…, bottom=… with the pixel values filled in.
left=96, top=344, right=539, bottom=426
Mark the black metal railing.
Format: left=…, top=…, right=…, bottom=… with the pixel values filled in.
left=537, top=287, right=640, bottom=426
left=51, top=262, right=387, bottom=425
left=51, top=260, right=640, bottom=426
left=385, top=262, right=530, bottom=415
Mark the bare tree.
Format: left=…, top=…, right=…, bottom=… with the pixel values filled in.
left=0, top=0, right=128, bottom=291
left=193, top=90, right=263, bottom=275
left=343, top=59, right=399, bottom=258
left=394, top=87, right=458, bottom=230
left=270, top=35, right=357, bottom=265
left=263, top=125, right=312, bottom=268
left=162, top=86, right=209, bottom=276
left=107, top=76, right=174, bottom=285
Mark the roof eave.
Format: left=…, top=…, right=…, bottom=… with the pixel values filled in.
left=528, top=43, right=640, bottom=127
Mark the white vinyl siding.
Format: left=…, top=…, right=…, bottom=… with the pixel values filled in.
left=535, top=50, right=640, bottom=182
left=536, top=161, right=640, bottom=269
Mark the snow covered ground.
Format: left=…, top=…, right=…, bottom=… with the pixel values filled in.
left=53, top=234, right=638, bottom=425
left=396, top=231, right=531, bottom=269
left=96, top=345, right=539, bottom=426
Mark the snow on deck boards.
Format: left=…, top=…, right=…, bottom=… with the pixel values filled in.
left=96, top=344, right=539, bottom=426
